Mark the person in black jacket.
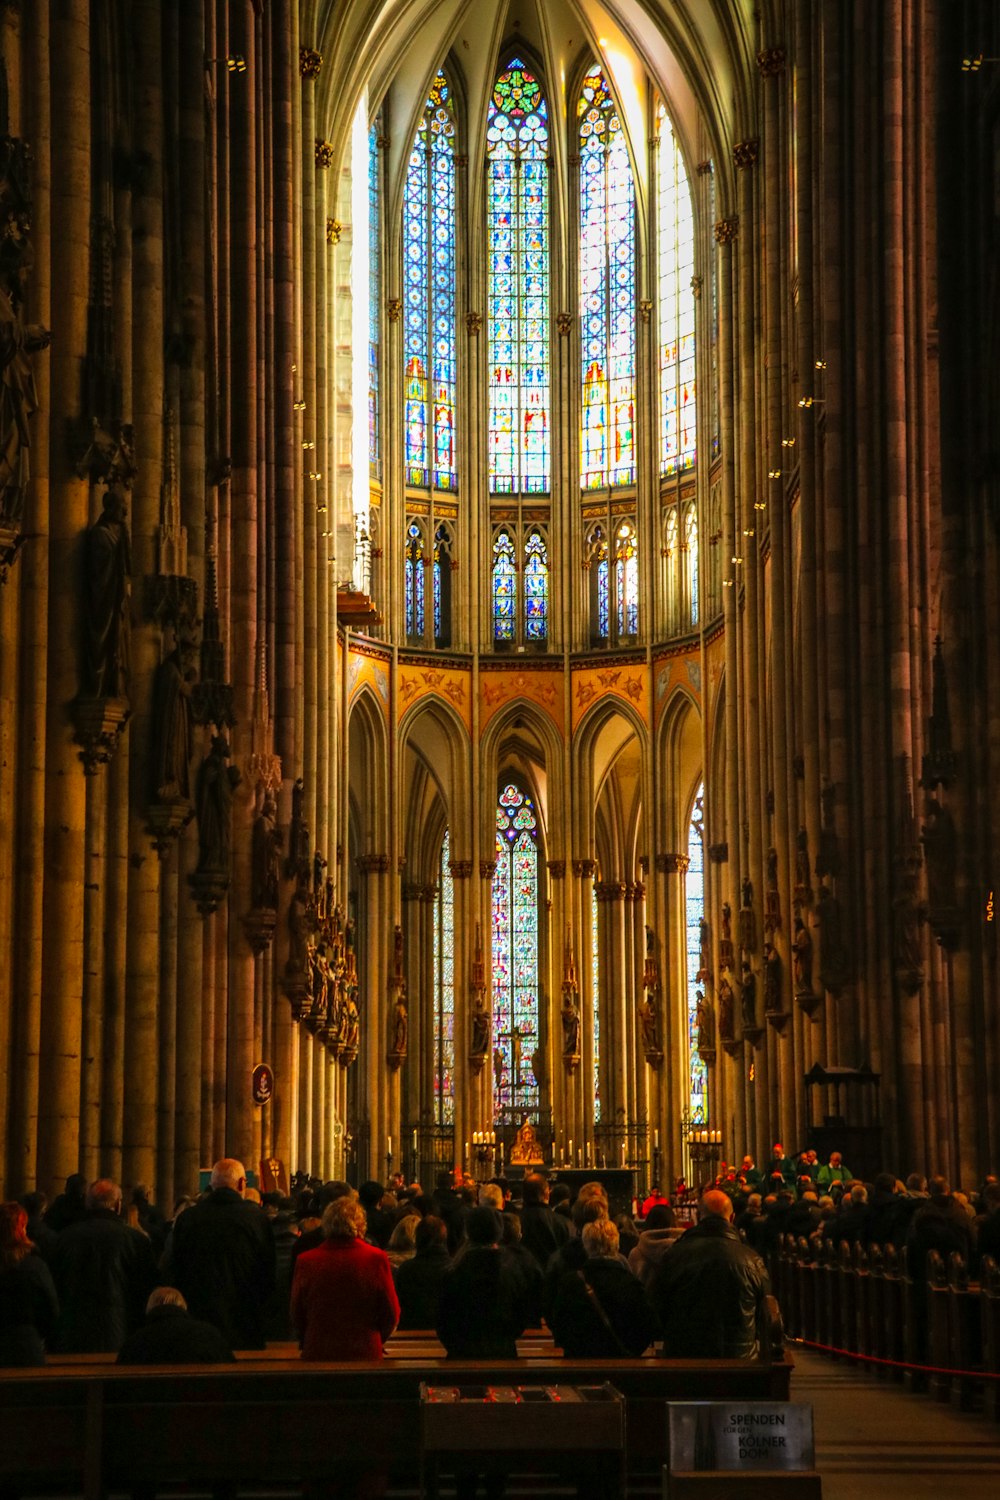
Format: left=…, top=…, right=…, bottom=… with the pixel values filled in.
left=51, top=1179, right=157, bottom=1353
left=437, top=1207, right=528, bottom=1358
left=0, top=1201, right=59, bottom=1366
left=519, top=1173, right=570, bottom=1270
left=551, top=1219, right=657, bottom=1357
left=649, top=1189, right=772, bottom=1358
left=162, top=1158, right=275, bottom=1350
left=117, top=1286, right=236, bottom=1364
left=395, top=1214, right=451, bottom=1328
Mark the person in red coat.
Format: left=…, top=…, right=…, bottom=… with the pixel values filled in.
left=291, top=1193, right=399, bottom=1361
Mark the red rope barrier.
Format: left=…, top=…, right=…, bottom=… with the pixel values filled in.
left=790, top=1336, right=999, bottom=1381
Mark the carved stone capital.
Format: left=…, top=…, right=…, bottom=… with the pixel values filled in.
left=733, top=139, right=759, bottom=171
left=449, top=859, right=474, bottom=880
left=465, top=311, right=482, bottom=336
left=757, top=47, right=787, bottom=77
left=638, top=299, right=653, bottom=324
left=72, top=695, right=130, bottom=774
left=146, top=796, right=194, bottom=856
left=314, top=139, right=334, bottom=169
left=386, top=297, right=402, bottom=323
left=655, top=853, right=690, bottom=874
left=299, top=47, right=323, bottom=78
left=546, top=860, right=566, bottom=879
left=556, top=311, right=573, bottom=336
left=479, top=860, right=496, bottom=880
left=696, top=160, right=713, bottom=176
left=243, top=908, right=278, bottom=955
left=326, top=218, right=342, bottom=245
left=714, top=218, right=739, bottom=246
left=357, top=852, right=390, bottom=875
left=572, top=858, right=598, bottom=879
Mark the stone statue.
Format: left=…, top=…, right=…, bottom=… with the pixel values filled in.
left=83, top=483, right=131, bottom=699
left=738, top=880, right=755, bottom=952
left=718, top=975, right=735, bottom=1041
left=794, top=828, right=813, bottom=904
left=696, top=990, right=714, bottom=1052
left=638, top=991, right=660, bottom=1055
left=793, top=915, right=814, bottom=995
left=741, top=961, right=757, bottom=1029
left=763, top=942, right=783, bottom=1013
left=391, top=993, right=407, bottom=1056
left=194, top=734, right=240, bottom=876
left=721, top=901, right=732, bottom=942
left=393, top=922, right=404, bottom=976
left=921, top=797, right=957, bottom=911
left=288, top=866, right=311, bottom=972
left=815, top=882, right=849, bottom=995
left=150, top=625, right=194, bottom=801
left=0, top=239, right=49, bottom=529
left=493, top=1044, right=504, bottom=1091
left=767, top=846, right=779, bottom=890
left=470, top=991, right=489, bottom=1059
left=342, top=994, right=359, bottom=1055
left=561, top=992, right=581, bottom=1057
left=251, top=790, right=281, bottom=910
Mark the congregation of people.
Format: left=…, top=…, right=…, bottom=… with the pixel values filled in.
left=2, top=1143, right=996, bottom=1373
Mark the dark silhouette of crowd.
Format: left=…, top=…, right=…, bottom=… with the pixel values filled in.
left=3, top=1142, right=996, bottom=1381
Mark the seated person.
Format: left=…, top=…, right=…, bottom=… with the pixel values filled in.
left=117, top=1286, right=235, bottom=1364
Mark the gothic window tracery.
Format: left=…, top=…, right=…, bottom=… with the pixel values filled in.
left=492, top=784, right=541, bottom=1122
left=684, top=502, right=699, bottom=626
left=523, top=527, right=548, bottom=642
left=487, top=57, right=550, bottom=495
left=579, top=64, right=636, bottom=491
left=656, top=104, right=696, bottom=475
left=615, top=520, right=639, bottom=638
left=405, top=519, right=426, bottom=639
left=492, top=528, right=517, bottom=642
left=433, top=522, right=454, bottom=646
left=403, top=73, right=457, bottom=492
left=434, top=830, right=455, bottom=1123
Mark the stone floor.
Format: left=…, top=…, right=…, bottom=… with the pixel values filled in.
left=792, top=1344, right=1000, bottom=1494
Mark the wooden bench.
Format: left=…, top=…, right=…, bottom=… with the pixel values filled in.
left=0, top=1351, right=794, bottom=1497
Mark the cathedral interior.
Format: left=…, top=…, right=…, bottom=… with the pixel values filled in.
left=0, top=0, right=997, bottom=1208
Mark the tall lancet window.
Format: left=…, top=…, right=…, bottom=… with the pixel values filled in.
left=656, top=104, right=696, bottom=474
left=615, top=520, right=639, bottom=638
left=487, top=57, right=551, bottom=495
left=684, top=502, right=699, bottom=626
left=685, top=787, right=708, bottom=1122
left=492, top=529, right=517, bottom=642
left=368, top=120, right=381, bottom=478
left=523, top=528, right=548, bottom=642
left=434, top=830, right=456, bottom=1123
left=579, top=64, right=636, bottom=490
left=405, top=521, right=425, bottom=638
left=591, top=886, right=601, bottom=1122
left=403, top=73, right=457, bottom=491
left=492, top=784, right=541, bottom=1121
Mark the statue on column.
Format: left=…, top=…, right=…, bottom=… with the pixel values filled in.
left=717, top=974, right=735, bottom=1042
left=792, top=914, right=815, bottom=1001
left=697, top=916, right=711, bottom=981
left=194, top=735, right=240, bottom=876
left=0, top=230, right=50, bottom=538
left=638, top=989, right=661, bottom=1062
left=921, top=797, right=957, bottom=912
left=561, top=992, right=581, bottom=1064
left=251, top=789, right=282, bottom=911
left=738, top=878, right=755, bottom=953
left=794, top=828, right=813, bottom=905
left=814, top=882, right=850, bottom=995
left=470, top=990, right=490, bottom=1064
left=287, top=864, right=312, bottom=974
left=493, top=1044, right=504, bottom=1092
left=150, top=622, right=195, bottom=802
left=83, top=482, right=132, bottom=700
left=740, top=960, right=758, bottom=1030
left=696, top=990, right=715, bottom=1061
left=286, top=777, right=310, bottom=877
left=719, top=901, right=734, bottom=970
left=389, top=990, right=408, bottom=1062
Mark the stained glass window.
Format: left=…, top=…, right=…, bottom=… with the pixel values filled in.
left=588, top=525, right=610, bottom=640
left=615, top=521, right=638, bottom=637
left=492, top=784, right=540, bottom=1121
left=591, top=885, right=601, bottom=1123
left=433, top=524, right=452, bottom=644
left=434, top=830, right=455, bottom=1124
left=492, top=529, right=517, bottom=642
left=368, top=121, right=380, bottom=477
left=685, top=787, right=708, bottom=1123
left=657, top=103, right=696, bottom=475
left=523, top=529, right=548, bottom=642
left=685, top=503, right=699, bottom=626
left=403, top=74, right=457, bottom=491
left=579, top=64, right=636, bottom=490
left=405, top=521, right=425, bottom=637
left=487, top=58, right=550, bottom=495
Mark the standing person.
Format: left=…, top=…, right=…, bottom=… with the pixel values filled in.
left=163, top=1158, right=275, bottom=1350
left=551, top=1219, right=657, bottom=1357
left=519, top=1173, right=570, bottom=1269
left=51, top=1180, right=156, bottom=1353
left=291, top=1195, right=399, bottom=1359
left=437, top=1207, right=528, bottom=1358
left=649, top=1190, right=774, bottom=1359
left=816, top=1151, right=852, bottom=1190
left=0, top=1202, right=59, bottom=1365
left=395, top=1215, right=451, bottom=1330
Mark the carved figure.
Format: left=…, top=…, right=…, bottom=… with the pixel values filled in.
left=645, top=924, right=655, bottom=958
left=493, top=1044, right=504, bottom=1091
left=763, top=942, right=783, bottom=1013
left=470, top=992, right=489, bottom=1058
left=150, top=626, right=194, bottom=801
left=510, top=1120, right=543, bottom=1165
left=921, top=797, right=957, bottom=911
left=741, top=961, right=757, bottom=1029
left=194, top=734, right=240, bottom=876
left=721, top=902, right=732, bottom=942
left=391, top=994, right=407, bottom=1056
left=794, top=828, right=813, bottom=903
left=815, top=882, right=849, bottom=995
left=792, top=915, right=814, bottom=995
left=342, top=995, right=359, bottom=1054
left=83, top=483, right=132, bottom=699
left=288, top=867, right=311, bottom=972
left=393, top=922, right=404, bottom=976
left=561, top=993, right=581, bottom=1057
left=738, top=881, right=755, bottom=952
left=638, top=991, right=660, bottom=1055
left=767, top=847, right=779, bottom=890
left=511, top=1025, right=523, bottom=1086
left=251, top=790, right=282, bottom=910
left=718, top=975, right=735, bottom=1040
left=696, top=990, right=714, bottom=1052
left=0, top=240, right=49, bottom=528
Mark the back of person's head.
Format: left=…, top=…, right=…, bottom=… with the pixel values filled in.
left=874, top=1172, right=896, bottom=1196
left=817, top=1195, right=835, bottom=1215
left=317, top=1180, right=353, bottom=1208
left=572, top=1195, right=609, bottom=1230
left=746, top=1193, right=762, bottom=1212
left=698, top=1189, right=734, bottom=1222
left=262, top=1191, right=282, bottom=1211
left=906, top=1172, right=927, bottom=1193
left=849, top=1184, right=868, bottom=1205
left=244, top=1186, right=262, bottom=1205
left=800, top=1191, right=818, bottom=1205
left=388, top=1213, right=420, bottom=1252
left=64, top=1173, right=88, bottom=1204
left=644, top=1203, right=676, bottom=1231
left=87, top=1178, right=122, bottom=1213
left=21, top=1191, right=46, bottom=1217
left=577, top=1181, right=609, bottom=1209
left=358, top=1180, right=384, bottom=1209
left=522, top=1173, right=548, bottom=1206
left=415, top=1215, right=448, bottom=1254
left=465, top=1206, right=503, bottom=1246
left=458, top=1185, right=476, bottom=1207
left=479, top=1183, right=504, bottom=1212
left=582, top=1218, right=620, bottom=1259
left=982, top=1183, right=1000, bottom=1212
left=146, top=1286, right=187, bottom=1314
left=0, top=1201, right=32, bottom=1269
left=435, top=1170, right=453, bottom=1193
left=501, top=1212, right=523, bottom=1246
left=549, top=1184, right=572, bottom=1210
left=928, top=1175, right=951, bottom=1199
left=322, top=1195, right=367, bottom=1240
left=210, top=1159, right=246, bottom=1193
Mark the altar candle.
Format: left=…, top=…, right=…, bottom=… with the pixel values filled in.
left=568, top=1138, right=574, bottom=1162
left=412, top=1129, right=418, bottom=1155
left=654, top=1129, right=660, bottom=1150
left=577, top=1147, right=582, bottom=1168
left=387, top=1134, right=392, bottom=1159
left=621, top=1141, right=626, bottom=1166
left=465, top=1140, right=470, bottom=1163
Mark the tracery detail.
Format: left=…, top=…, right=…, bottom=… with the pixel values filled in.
left=656, top=103, right=697, bottom=475
left=492, top=785, right=540, bottom=1121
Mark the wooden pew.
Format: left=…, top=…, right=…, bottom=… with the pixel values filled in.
left=980, top=1254, right=1000, bottom=1422
left=0, top=1350, right=794, bottom=1499
left=945, top=1252, right=982, bottom=1411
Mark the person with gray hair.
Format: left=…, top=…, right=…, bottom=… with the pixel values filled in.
left=116, top=1285, right=235, bottom=1365
left=162, top=1158, right=275, bottom=1349
left=550, top=1217, right=657, bottom=1357
left=51, top=1178, right=157, bottom=1353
